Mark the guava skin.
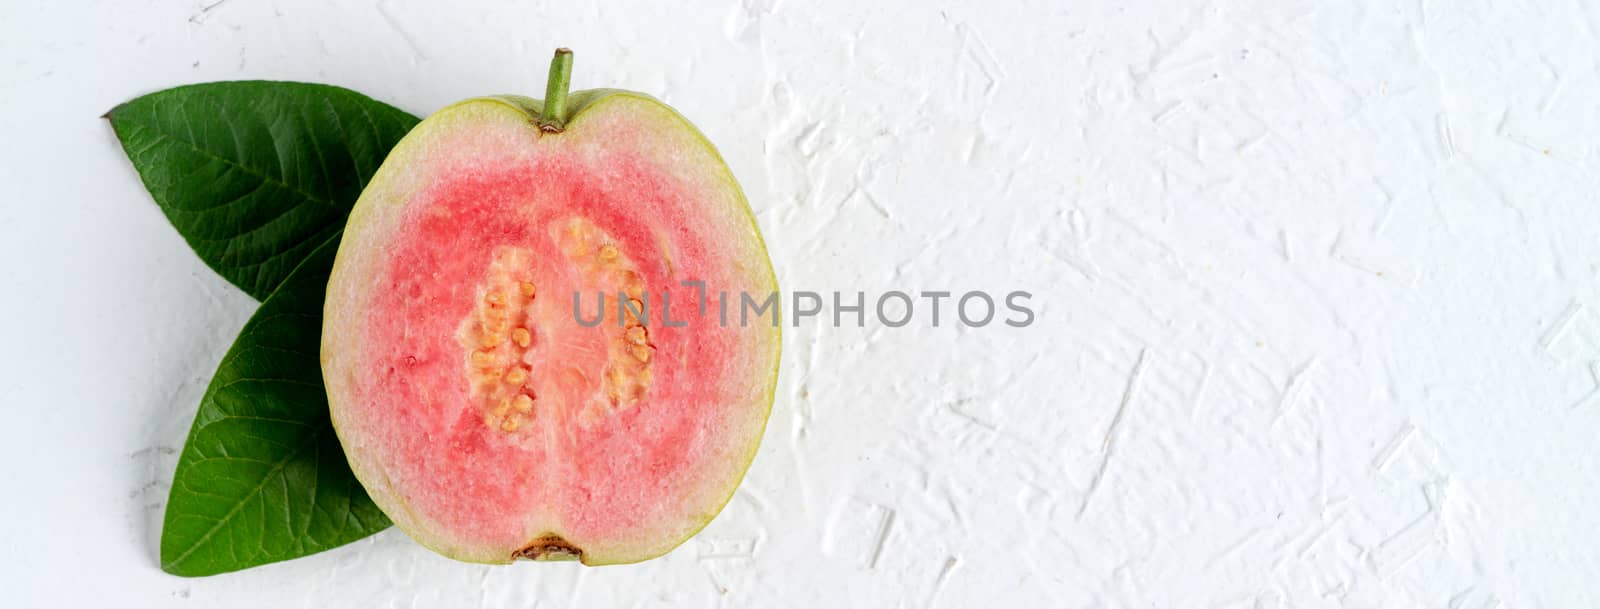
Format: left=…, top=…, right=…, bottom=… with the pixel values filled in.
left=321, top=51, right=780, bottom=565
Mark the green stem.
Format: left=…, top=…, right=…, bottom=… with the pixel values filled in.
left=540, top=48, right=574, bottom=132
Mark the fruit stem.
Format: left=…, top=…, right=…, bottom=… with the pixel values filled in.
left=540, top=48, right=574, bottom=132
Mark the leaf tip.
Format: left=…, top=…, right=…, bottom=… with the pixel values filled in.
left=158, top=551, right=207, bottom=578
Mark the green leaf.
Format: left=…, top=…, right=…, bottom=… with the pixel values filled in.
left=160, top=235, right=389, bottom=577
left=108, top=81, right=418, bottom=300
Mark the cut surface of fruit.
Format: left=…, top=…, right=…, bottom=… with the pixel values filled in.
left=322, top=51, right=779, bottom=565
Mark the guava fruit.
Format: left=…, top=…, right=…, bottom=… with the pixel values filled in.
left=321, top=49, right=779, bottom=565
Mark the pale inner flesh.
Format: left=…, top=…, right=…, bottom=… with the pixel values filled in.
left=456, top=218, right=659, bottom=434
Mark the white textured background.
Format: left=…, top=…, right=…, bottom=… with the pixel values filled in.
left=3, top=0, right=1599, bottom=606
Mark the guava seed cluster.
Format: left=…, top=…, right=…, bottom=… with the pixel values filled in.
left=456, top=218, right=662, bottom=433
left=553, top=218, right=657, bottom=424
left=458, top=246, right=543, bottom=432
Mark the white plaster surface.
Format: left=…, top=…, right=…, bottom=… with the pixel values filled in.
left=3, top=0, right=1599, bottom=606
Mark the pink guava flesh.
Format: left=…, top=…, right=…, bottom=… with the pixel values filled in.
left=322, top=93, right=779, bottom=565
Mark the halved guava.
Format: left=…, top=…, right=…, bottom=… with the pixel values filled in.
left=321, top=50, right=780, bottom=565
